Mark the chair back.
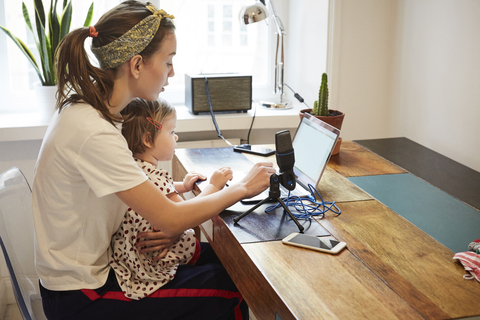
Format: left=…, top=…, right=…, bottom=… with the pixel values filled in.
left=0, top=167, right=46, bottom=320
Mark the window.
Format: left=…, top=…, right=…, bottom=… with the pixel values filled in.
left=162, top=0, right=270, bottom=104
left=207, top=5, right=215, bottom=46
left=0, top=0, right=281, bottom=111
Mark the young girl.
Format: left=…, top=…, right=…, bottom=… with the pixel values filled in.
left=32, top=1, right=275, bottom=319
left=110, top=97, right=233, bottom=300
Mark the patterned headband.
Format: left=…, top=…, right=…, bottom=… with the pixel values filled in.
left=91, top=3, right=175, bottom=69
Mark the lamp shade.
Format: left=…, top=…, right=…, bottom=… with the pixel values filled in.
left=239, top=2, right=268, bottom=25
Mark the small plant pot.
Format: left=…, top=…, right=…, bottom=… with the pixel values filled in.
left=34, top=82, right=58, bottom=120
left=299, top=108, right=345, bottom=155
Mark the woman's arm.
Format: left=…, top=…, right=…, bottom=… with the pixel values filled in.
left=134, top=192, right=185, bottom=261
left=116, top=162, right=274, bottom=237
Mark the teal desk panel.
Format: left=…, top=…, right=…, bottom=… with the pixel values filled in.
left=348, top=173, right=480, bottom=253
left=354, top=138, right=480, bottom=210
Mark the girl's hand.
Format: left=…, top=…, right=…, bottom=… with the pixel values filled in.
left=182, top=171, right=207, bottom=192
left=135, top=229, right=183, bottom=261
left=209, top=167, right=233, bottom=191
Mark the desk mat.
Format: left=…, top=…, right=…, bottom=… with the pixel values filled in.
left=348, top=173, right=480, bottom=253
left=220, top=201, right=331, bottom=244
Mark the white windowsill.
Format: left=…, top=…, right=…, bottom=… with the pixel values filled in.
left=0, top=103, right=303, bottom=142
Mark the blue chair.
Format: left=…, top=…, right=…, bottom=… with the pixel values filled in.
left=0, top=167, right=46, bottom=320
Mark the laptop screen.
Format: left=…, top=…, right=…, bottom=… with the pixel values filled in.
left=292, top=113, right=340, bottom=188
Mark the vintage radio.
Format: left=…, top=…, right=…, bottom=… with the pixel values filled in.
left=185, top=73, right=252, bottom=115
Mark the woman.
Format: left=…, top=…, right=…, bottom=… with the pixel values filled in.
left=32, top=1, right=274, bottom=319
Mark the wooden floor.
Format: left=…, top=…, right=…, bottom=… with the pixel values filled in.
left=354, top=137, right=480, bottom=210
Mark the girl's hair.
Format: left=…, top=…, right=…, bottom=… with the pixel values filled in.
left=55, top=1, right=175, bottom=125
left=121, top=98, right=176, bottom=155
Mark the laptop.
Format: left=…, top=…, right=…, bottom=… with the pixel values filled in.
left=240, top=112, right=340, bottom=203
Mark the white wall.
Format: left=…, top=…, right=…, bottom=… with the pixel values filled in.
left=286, top=0, right=329, bottom=109
left=286, top=0, right=396, bottom=140
left=0, top=141, right=41, bottom=281
left=0, top=141, right=42, bottom=189
left=287, top=0, right=480, bottom=172
left=391, top=0, right=480, bottom=172
left=329, top=0, right=397, bottom=141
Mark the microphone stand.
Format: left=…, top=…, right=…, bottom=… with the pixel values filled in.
left=233, top=173, right=304, bottom=232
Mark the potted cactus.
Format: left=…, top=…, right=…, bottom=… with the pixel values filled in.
left=313, top=73, right=329, bottom=117
left=300, top=73, right=345, bottom=154
left=0, top=0, right=94, bottom=86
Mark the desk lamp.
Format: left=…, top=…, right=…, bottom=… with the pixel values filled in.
left=240, top=0, right=291, bottom=109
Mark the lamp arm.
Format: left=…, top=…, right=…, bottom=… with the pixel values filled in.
left=268, top=0, right=285, bottom=35
left=268, top=0, right=285, bottom=98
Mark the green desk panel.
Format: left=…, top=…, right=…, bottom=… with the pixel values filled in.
left=348, top=173, right=480, bottom=253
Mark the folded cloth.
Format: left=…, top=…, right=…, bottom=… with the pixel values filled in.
left=453, top=250, right=480, bottom=282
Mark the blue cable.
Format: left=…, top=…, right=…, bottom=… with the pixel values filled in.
left=265, top=183, right=341, bottom=220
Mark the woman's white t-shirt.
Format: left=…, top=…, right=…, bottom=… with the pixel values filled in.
left=32, top=103, right=148, bottom=291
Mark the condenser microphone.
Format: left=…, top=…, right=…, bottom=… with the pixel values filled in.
left=275, top=130, right=296, bottom=191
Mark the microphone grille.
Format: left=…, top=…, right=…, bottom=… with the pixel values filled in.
left=275, top=130, right=293, bottom=154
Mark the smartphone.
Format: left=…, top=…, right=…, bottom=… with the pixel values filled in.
left=282, top=233, right=346, bottom=254
left=233, top=144, right=275, bottom=157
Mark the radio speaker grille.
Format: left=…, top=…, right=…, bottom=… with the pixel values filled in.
left=185, top=74, right=252, bottom=115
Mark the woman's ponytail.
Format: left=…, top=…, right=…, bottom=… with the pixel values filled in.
left=55, top=27, right=116, bottom=124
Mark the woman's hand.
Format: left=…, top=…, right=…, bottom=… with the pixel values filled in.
left=135, top=229, right=183, bottom=261
left=240, top=162, right=276, bottom=198
left=209, top=167, right=233, bottom=191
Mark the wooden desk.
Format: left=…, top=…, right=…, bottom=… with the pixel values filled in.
left=172, top=141, right=480, bottom=320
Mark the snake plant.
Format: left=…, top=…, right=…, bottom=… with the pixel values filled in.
left=312, top=72, right=329, bottom=116
left=0, top=0, right=94, bottom=86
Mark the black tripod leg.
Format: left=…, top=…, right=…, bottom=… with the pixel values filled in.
left=277, top=198, right=304, bottom=233
left=234, top=197, right=271, bottom=224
